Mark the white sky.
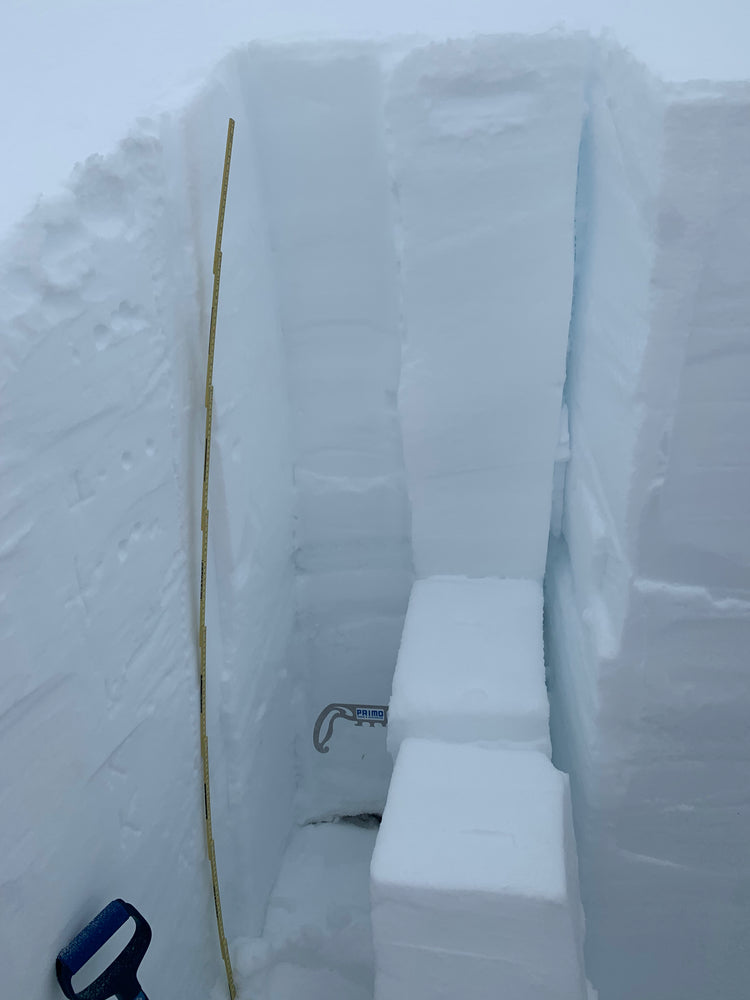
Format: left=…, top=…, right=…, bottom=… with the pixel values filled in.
left=2, top=0, right=749, bottom=236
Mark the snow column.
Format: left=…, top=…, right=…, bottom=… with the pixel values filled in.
left=0, top=56, right=297, bottom=999
left=243, top=44, right=412, bottom=820
left=547, top=46, right=750, bottom=1000
left=388, top=35, right=587, bottom=581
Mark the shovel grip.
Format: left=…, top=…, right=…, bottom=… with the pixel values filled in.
left=58, top=900, right=132, bottom=975
left=56, top=899, right=152, bottom=1000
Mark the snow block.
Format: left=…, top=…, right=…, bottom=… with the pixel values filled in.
left=371, top=740, right=586, bottom=1000
left=387, top=576, right=550, bottom=758
left=388, top=35, right=587, bottom=580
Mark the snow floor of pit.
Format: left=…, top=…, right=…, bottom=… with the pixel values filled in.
left=233, top=817, right=379, bottom=1000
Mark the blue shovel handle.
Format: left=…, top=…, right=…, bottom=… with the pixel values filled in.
left=56, top=899, right=151, bottom=1000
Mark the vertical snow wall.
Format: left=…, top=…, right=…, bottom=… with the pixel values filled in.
left=0, top=57, right=297, bottom=1000
left=546, top=45, right=750, bottom=1000
left=390, top=36, right=585, bottom=581
left=242, top=45, right=413, bottom=820
left=1, top=33, right=749, bottom=1000
left=239, top=35, right=584, bottom=822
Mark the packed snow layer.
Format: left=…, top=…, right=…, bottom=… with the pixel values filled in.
left=235, top=819, right=378, bottom=1000
left=388, top=576, right=550, bottom=757
left=547, top=45, right=750, bottom=1000
left=0, top=60, right=297, bottom=1000
left=371, top=740, right=586, bottom=1000
left=391, top=35, right=585, bottom=580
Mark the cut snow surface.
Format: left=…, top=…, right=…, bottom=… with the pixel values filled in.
left=371, top=740, right=586, bottom=1000
left=391, top=35, right=584, bottom=580
left=387, top=577, right=550, bottom=757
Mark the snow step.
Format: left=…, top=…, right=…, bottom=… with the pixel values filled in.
left=387, top=576, right=551, bottom=758
left=370, top=740, right=587, bottom=1000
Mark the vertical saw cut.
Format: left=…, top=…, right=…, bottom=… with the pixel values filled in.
left=199, top=117, right=237, bottom=1000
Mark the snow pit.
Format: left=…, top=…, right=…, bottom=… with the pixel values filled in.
left=1, top=16, right=749, bottom=1000
left=387, top=576, right=550, bottom=757
left=371, top=740, right=586, bottom=1000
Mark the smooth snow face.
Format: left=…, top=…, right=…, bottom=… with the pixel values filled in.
left=0, top=60, right=296, bottom=1000
left=547, top=47, right=750, bottom=1000
left=388, top=576, right=550, bottom=757
left=635, top=89, right=750, bottom=587
left=562, top=46, right=666, bottom=658
left=391, top=35, right=585, bottom=580
left=241, top=45, right=413, bottom=821
left=371, top=741, right=586, bottom=1000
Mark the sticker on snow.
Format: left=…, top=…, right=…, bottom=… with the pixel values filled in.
left=313, top=703, right=389, bottom=753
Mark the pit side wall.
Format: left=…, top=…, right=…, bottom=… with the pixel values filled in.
left=0, top=56, right=296, bottom=998
left=548, top=47, right=750, bottom=1000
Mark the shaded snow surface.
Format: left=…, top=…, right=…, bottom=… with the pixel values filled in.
left=234, top=818, right=379, bottom=1000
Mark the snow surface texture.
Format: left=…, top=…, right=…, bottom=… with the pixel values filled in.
left=234, top=819, right=378, bottom=1000
left=1, top=25, right=749, bottom=1000
left=371, top=740, right=587, bottom=1000
left=545, top=45, right=750, bottom=1000
left=388, top=577, right=550, bottom=757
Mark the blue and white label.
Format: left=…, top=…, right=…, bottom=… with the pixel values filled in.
left=356, top=708, right=385, bottom=721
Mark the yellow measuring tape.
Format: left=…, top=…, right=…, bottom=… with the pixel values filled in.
left=199, top=117, right=237, bottom=1000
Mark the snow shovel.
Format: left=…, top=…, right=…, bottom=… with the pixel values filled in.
left=56, top=899, right=152, bottom=1000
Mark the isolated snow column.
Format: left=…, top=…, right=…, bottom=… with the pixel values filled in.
left=387, top=576, right=550, bottom=758
left=244, top=44, right=412, bottom=819
left=388, top=35, right=587, bottom=581
left=547, top=47, right=750, bottom=1000
left=371, top=740, right=587, bottom=1000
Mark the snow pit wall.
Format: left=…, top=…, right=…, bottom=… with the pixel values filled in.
left=547, top=46, right=750, bottom=1000
left=0, top=57, right=297, bottom=1000
left=391, top=35, right=585, bottom=582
